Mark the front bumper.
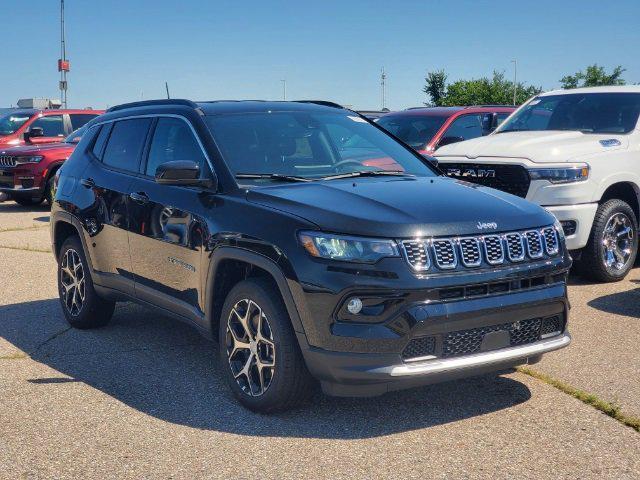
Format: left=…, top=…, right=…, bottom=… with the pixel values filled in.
left=544, top=203, right=597, bottom=250
left=305, top=332, right=570, bottom=397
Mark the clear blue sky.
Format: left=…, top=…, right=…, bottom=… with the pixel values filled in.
left=4, top=0, right=639, bottom=110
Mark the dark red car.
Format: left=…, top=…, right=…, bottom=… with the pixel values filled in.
left=0, top=108, right=103, bottom=148
left=0, top=126, right=91, bottom=206
left=377, top=106, right=515, bottom=155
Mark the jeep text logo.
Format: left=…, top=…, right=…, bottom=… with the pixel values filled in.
left=446, top=168, right=496, bottom=178
left=476, top=222, right=498, bottom=230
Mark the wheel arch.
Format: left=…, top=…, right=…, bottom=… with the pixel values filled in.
left=599, top=181, right=640, bottom=223
left=204, top=247, right=306, bottom=340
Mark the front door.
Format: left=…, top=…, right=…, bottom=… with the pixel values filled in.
left=127, top=116, right=212, bottom=324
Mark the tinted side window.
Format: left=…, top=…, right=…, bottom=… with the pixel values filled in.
left=30, top=115, right=65, bottom=137
left=444, top=114, right=483, bottom=141
left=70, top=113, right=98, bottom=130
left=102, top=119, right=151, bottom=172
left=92, top=124, right=111, bottom=159
left=146, top=117, right=205, bottom=176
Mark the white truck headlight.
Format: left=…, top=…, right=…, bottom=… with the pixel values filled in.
left=528, top=165, right=589, bottom=184
left=298, top=231, right=399, bottom=263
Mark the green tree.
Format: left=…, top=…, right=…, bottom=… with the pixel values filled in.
left=423, top=71, right=540, bottom=106
left=560, top=64, right=626, bottom=89
left=423, top=70, right=447, bottom=106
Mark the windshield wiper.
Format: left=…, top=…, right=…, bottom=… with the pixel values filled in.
left=321, top=170, right=415, bottom=181
left=235, top=173, right=314, bottom=182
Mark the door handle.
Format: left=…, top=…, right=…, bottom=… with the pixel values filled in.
left=80, top=177, right=95, bottom=188
left=129, top=192, right=149, bottom=204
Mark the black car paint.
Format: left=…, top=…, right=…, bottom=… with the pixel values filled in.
left=50, top=101, right=571, bottom=396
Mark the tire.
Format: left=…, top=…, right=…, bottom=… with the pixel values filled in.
left=14, top=196, right=43, bottom=207
left=57, top=235, right=115, bottom=328
left=219, top=278, right=313, bottom=412
left=580, top=199, right=638, bottom=282
left=44, top=175, right=55, bottom=206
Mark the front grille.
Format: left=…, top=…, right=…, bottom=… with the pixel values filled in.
left=432, top=240, right=456, bottom=269
left=0, top=156, right=16, bottom=168
left=443, top=162, right=531, bottom=198
left=402, top=336, right=436, bottom=360
left=540, top=315, right=564, bottom=338
left=525, top=230, right=543, bottom=258
left=483, top=235, right=504, bottom=264
left=442, top=318, right=542, bottom=358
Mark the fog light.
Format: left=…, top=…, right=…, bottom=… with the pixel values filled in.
left=346, top=297, right=363, bottom=315
left=560, top=220, right=576, bottom=236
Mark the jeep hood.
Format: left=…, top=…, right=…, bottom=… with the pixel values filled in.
left=435, top=130, right=629, bottom=164
left=0, top=142, right=73, bottom=156
left=246, top=177, right=554, bottom=238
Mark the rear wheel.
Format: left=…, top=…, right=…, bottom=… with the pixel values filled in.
left=580, top=199, right=638, bottom=282
left=219, top=278, right=313, bottom=412
left=58, top=236, right=115, bottom=328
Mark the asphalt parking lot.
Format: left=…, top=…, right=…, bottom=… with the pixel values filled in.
left=0, top=203, right=638, bottom=480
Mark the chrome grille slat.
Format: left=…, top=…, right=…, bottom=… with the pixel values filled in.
left=432, top=239, right=457, bottom=269
left=524, top=230, right=543, bottom=259
left=483, top=235, right=504, bottom=265
left=542, top=227, right=559, bottom=255
left=505, top=233, right=525, bottom=262
left=459, top=237, right=481, bottom=267
left=0, top=156, right=16, bottom=168
left=401, top=225, right=560, bottom=271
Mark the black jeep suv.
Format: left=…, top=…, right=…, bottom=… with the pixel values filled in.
left=50, top=99, right=571, bottom=412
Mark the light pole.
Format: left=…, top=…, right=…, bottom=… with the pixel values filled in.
left=281, top=79, right=287, bottom=101
left=511, top=59, right=517, bottom=106
left=380, top=67, right=386, bottom=110
left=59, top=0, right=69, bottom=108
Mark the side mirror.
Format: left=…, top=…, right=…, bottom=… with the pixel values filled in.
left=24, top=127, right=44, bottom=143
left=155, top=160, right=217, bottom=190
left=438, top=135, right=465, bottom=147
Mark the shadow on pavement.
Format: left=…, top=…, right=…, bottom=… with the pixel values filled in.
left=0, top=202, right=49, bottom=213
left=0, top=298, right=532, bottom=439
left=588, top=287, right=640, bottom=318
left=34, top=216, right=50, bottom=223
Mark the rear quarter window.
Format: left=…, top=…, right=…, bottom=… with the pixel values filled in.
left=102, top=118, right=152, bottom=172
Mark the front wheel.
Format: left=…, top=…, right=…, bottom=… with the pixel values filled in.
left=58, top=236, right=115, bottom=328
left=219, top=278, right=313, bottom=412
left=580, top=199, right=638, bottom=282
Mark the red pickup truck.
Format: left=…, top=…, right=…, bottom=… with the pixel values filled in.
left=0, top=108, right=102, bottom=148
left=0, top=125, right=92, bottom=206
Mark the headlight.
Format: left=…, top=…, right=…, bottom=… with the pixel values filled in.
left=528, top=165, right=589, bottom=184
left=298, top=231, right=399, bottom=263
left=14, top=156, right=44, bottom=164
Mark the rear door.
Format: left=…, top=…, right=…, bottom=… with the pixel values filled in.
left=78, top=118, right=152, bottom=295
left=127, top=116, right=212, bottom=323
left=27, top=114, right=66, bottom=144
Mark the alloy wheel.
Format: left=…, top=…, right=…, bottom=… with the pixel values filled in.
left=602, top=212, right=634, bottom=271
left=60, top=248, right=86, bottom=316
left=226, top=299, right=276, bottom=396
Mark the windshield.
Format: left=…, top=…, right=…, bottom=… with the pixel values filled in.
left=498, top=93, right=640, bottom=134
left=205, top=111, right=437, bottom=181
left=376, top=115, right=447, bottom=149
left=63, top=125, right=87, bottom=144
left=0, top=112, right=32, bottom=136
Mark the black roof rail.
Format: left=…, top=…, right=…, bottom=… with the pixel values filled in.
left=106, top=99, right=198, bottom=113
left=294, top=100, right=345, bottom=109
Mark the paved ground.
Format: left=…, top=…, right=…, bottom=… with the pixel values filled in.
left=1, top=202, right=638, bottom=480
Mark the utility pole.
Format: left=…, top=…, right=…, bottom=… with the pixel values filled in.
left=59, top=0, right=69, bottom=108
left=511, top=59, right=517, bottom=106
left=380, top=67, right=386, bottom=110
left=281, top=79, right=287, bottom=101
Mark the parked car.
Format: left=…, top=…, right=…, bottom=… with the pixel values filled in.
left=0, top=108, right=102, bottom=148
left=0, top=125, right=92, bottom=206
left=435, top=86, right=640, bottom=282
left=377, top=106, right=516, bottom=155
left=357, top=109, right=391, bottom=120
left=51, top=99, right=570, bottom=412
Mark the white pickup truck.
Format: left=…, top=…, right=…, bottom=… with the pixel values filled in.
left=435, top=86, right=640, bottom=282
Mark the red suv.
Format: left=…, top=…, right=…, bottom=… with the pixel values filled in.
left=0, top=125, right=93, bottom=206
left=377, top=106, right=515, bottom=155
left=0, top=108, right=103, bottom=148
